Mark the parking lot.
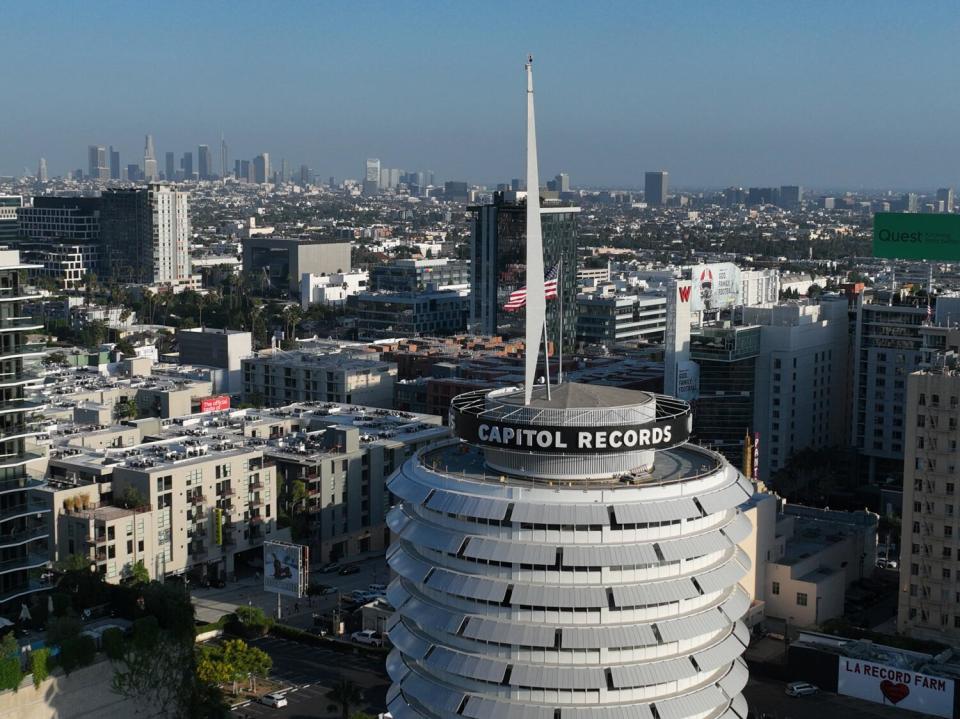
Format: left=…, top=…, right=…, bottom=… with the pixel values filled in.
left=743, top=674, right=933, bottom=719
left=230, top=634, right=390, bottom=718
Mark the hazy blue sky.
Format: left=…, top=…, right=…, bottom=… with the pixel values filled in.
left=2, top=1, right=958, bottom=189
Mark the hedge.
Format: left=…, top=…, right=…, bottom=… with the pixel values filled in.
left=30, top=649, right=50, bottom=688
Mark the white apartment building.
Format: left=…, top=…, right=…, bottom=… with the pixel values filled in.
left=300, top=270, right=369, bottom=309
left=744, top=297, right=849, bottom=477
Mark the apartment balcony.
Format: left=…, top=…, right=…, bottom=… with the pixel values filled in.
left=0, top=578, right=49, bottom=605
left=0, top=398, right=46, bottom=416
left=248, top=480, right=263, bottom=491
left=0, top=344, right=46, bottom=363
left=0, top=524, right=49, bottom=548
left=0, top=318, right=44, bottom=333
left=189, top=493, right=207, bottom=505
left=93, top=548, right=107, bottom=562
left=221, top=487, right=235, bottom=497
left=0, top=499, right=50, bottom=524
left=248, top=496, right=264, bottom=508
left=0, top=550, right=49, bottom=576
left=0, top=472, right=45, bottom=495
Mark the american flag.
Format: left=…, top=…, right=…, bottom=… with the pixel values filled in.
left=503, top=262, right=560, bottom=311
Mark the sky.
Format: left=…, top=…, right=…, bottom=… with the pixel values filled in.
left=2, top=1, right=959, bottom=190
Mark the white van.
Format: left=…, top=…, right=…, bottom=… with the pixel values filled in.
left=785, top=681, right=818, bottom=697
left=260, top=692, right=289, bottom=708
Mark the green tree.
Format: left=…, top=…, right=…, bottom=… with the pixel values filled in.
left=326, top=678, right=364, bottom=719
left=116, top=485, right=146, bottom=509
left=55, top=553, right=92, bottom=573
left=81, top=320, right=109, bottom=349
left=114, top=398, right=139, bottom=420
left=233, top=605, right=273, bottom=638
left=221, top=639, right=272, bottom=694
left=30, top=648, right=50, bottom=688
left=129, top=560, right=150, bottom=585
left=111, top=581, right=222, bottom=718
left=43, top=350, right=67, bottom=367
left=0, top=634, right=22, bottom=692
left=291, top=479, right=308, bottom=514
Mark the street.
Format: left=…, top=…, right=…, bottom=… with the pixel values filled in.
left=231, top=635, right=390, bottom=718
left=192, top=553, right=391, bottom=626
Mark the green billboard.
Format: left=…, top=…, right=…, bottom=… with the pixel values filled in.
left=873, top=212, right=960, bottom=261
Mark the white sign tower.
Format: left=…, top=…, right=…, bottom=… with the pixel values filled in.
left=523, top=55, right=548, bottom=406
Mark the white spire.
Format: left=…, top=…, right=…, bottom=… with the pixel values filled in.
left=523, top=55, right=547, bottom=406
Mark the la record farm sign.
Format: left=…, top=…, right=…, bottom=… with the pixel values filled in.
left=837, top=657, right=955, bottom=718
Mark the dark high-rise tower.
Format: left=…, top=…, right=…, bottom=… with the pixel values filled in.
left=165, top=152, right=175, bottom=181
left=181, top=152, right=194, bottom=180
left=469, top=192, right=579, bottom=351
left=100, top=184, right=191, bottom=284
left=109, top=146, right=121, bottom=180
left=645, top=170, right=668, bottom=206
left=0, top=250, right=50, bottom=609
left=197, top=145, right=211, bottom=180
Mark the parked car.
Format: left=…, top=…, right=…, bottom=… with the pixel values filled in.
left=785, top=681, right=819, bottom=697
left=368, top=583, right=387, bottom=593
left=319, top=562, right=341, bottom=574
left=338, top=564, right=361, bottom=576
left=351, top=629, right=384, bottom=647
left=209, top=577, right=226, bottom=588
left=259, top=692, right=288, bottom=708
left=876, top=558, right=898, bottom=569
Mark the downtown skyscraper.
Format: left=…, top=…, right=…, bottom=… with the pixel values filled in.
left=143, top=134, right=158, bottom=181
left=87, top=145, right=108, bottom=181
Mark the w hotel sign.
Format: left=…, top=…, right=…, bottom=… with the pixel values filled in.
left=874, top=213, right=960, bottom=261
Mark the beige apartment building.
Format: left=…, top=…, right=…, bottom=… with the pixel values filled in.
left=898, top=366, right=960, bottom=643
left=241, top=350, right=396, bottom=409
left=739, top=490, right=878, bottom=627
left=43, top=437, right=279, bottom=582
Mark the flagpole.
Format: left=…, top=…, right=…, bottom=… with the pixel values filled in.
left=543, top=317, right=552, bottom=399
left=558, top=257, right=563, bottom=385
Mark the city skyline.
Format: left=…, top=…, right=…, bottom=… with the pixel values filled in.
left=1, top=2, right=959, bottom=188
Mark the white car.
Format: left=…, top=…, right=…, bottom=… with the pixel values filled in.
left=351, top=629, right=384, bottom=647
left=260, top=692, right=288, bottom=708
left=785, top=681, right=818, bottom=697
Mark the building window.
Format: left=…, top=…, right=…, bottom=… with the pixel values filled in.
left=772, top=581, right=780, bottom=595
left=944, top=568, right=952, bottom=579
left=797, top=593, right=808, bottom=607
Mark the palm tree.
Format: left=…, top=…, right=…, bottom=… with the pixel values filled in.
left=326, top=677, right=363, bottom=719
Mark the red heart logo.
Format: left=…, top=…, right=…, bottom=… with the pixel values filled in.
left=880, top=680, right=910, bottom=704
